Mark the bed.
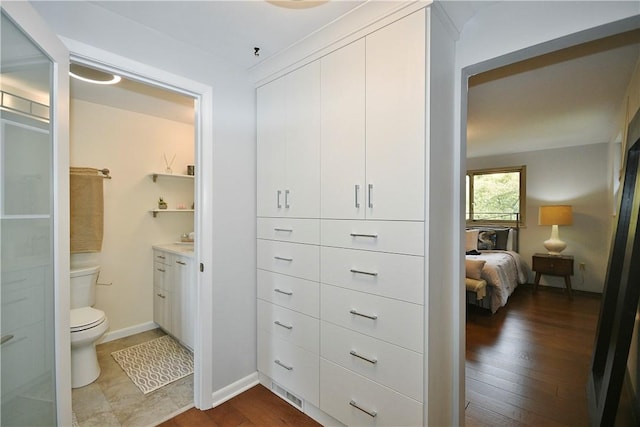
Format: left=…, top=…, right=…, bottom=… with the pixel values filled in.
left=465, top=226, right=531, bottom=313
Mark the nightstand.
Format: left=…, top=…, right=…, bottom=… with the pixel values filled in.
left=532, top=253, right=574, bottom=297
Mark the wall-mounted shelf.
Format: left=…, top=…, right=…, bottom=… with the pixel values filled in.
left=150, top=209, right=194, bottom=218
left=150, top=172, right=194, bottom=183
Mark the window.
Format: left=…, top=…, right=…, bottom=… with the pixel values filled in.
left=466, top=165, right=526, bottom=225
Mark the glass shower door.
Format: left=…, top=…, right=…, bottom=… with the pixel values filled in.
left=1, top=10, right=57, bottom=426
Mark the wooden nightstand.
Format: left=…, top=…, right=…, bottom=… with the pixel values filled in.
left=532, top=253, right=574, bottom=297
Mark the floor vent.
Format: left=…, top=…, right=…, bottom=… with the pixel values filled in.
left=271, top=381, right=304, bottom=412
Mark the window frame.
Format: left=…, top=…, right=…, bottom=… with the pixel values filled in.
left=466, top=165, right=526, bottom=226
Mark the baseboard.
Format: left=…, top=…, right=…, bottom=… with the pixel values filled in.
left=210, top=372, right=259, bottom=408
left=98, top=321, right=158, bottom=344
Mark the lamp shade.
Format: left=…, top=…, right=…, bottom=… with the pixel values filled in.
left=539, top=205, right=573, bottom=226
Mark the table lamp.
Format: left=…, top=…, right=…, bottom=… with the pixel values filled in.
left=538, top=205, right=573, bottom=255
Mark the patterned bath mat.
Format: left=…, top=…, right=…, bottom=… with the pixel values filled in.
left=111, top=335, right=193, bottom=394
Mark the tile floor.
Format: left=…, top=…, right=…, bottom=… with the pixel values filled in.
left=72, top=328, right=193, bottom=427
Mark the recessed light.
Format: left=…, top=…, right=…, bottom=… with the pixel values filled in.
left=70, top=63, right=121, bottom=85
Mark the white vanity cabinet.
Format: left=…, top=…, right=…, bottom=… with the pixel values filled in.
left=153, top=247, right=195, bottom=350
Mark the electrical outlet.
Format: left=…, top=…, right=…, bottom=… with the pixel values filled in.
left=579, top=262, right=586, bottom=271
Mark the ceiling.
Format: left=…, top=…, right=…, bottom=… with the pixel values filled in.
left=17, top=1, right=640, bottom=157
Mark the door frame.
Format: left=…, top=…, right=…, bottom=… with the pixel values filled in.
left=61, top=39, right=215, bottom=411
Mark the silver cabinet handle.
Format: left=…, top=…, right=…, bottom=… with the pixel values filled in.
left=350, top=309, right=378, bottom=320
left=274, top=227, right=293, bottom=232
left=156, top=293, right=166, bottom=299
left=176, top=260, right=187, bottom=265
left=5, top=278, right=26, bottom=285
left=1, top=335, right=15, bottom=346
left=350, top=268, right=378, bottom=277
left=156, top=255, right=166, bottom=260
left=368, top=184, right=374, bottom=208
left=157, top=268, right=166, bottom=273
left=274, top=256, right=293, bottom=262
left=277, top=190, right=282, bottom=208
left=274, top=288, right=293, bottom=296
left=355, top=184, right=360, bottom=208
left=350, top=233, right=378, bottom=238
left=349, top=400, right=377, bottom=418
left=274, top=320, right=293, bottom=330
left=350, top=350, right=378, bottom=364
left=274, top=359, right=293, bottom=371
left=284, top=189, right=290, bottom=208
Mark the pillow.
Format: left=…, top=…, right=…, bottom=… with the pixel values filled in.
left=465, top=229, right=479, bottom=252
left=477, top=230, right=497, bottom=250
left=495, top=229, right=510, bottom=250
left=465, top=259, right=486, bottom=280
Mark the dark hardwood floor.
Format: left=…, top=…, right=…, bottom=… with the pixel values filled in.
left=157, top=384, right=321, bottom=427
left=466, top=284, right=601, bottom=426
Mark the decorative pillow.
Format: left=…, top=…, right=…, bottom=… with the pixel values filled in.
left=495, top=229, right=510, bottom=250
left=465, top=229, right=479, bottom=252
left=465, top=259, right=486, bottom=280
left=477, top=230, right=497, bottom=250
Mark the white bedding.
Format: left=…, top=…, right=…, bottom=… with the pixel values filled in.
left=466, top=250, right=530, bottom=313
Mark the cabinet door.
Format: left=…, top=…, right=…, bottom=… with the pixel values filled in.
left=284, top=61, right=320, bottom=218
left=153, top=286, right=172, bottom=333
left=257, top=77, right=286, bottom=217
left=321, top=40, right=366, bottom=220
left=366, top=10, right=425, bottom=221
left=174, top=256, right=194, bottom=349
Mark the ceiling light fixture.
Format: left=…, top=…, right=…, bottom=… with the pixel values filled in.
left=69, top=63, right=121, bottom=85
left=267, top=0, right=328, bottom=9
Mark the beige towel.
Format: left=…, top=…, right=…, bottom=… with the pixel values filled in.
left=70, top=167, right=104, bottom=253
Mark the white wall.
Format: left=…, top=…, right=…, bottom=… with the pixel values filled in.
left=31, top=1, right=257, bottom=395
left=70, top=99, right=194, bottom=333
left=468, top=143, right=612, bottom=293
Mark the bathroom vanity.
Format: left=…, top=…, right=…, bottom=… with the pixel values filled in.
left=152, top=244, right=195, bottom=350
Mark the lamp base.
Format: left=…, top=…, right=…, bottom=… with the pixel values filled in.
left=543, top=238, right=567, bottom=255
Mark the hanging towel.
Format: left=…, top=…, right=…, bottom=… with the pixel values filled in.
left=70, top=167, right=104, bottom=253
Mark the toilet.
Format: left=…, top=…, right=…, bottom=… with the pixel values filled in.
left=70, top=265, right=109, bottom=388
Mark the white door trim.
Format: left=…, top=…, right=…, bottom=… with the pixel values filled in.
left=62, top=37, right=215, bottom=410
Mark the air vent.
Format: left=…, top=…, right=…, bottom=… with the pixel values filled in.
left=271, top=381, right=304, bottom=412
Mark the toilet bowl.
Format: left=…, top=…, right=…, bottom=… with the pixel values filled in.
left=70, top=266, right=109, bottom=388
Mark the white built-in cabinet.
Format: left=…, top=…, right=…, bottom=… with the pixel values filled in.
left=153, top=249, right=194, bottom=350
left=257, top=8, right=427, bottom=426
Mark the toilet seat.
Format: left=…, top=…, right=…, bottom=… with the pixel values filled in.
left=71, top=307, right=106, bottom=332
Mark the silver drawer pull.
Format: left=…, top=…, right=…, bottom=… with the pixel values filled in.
left=274, top=288, right=293, bottom=296
left=156, top=293, right=166, bottom=299
left=156, top=255, right=166, bottom=260
left=284, top=189, right=290, bottom=208
left=274, top=359, right=293, bottom=371
left=5, top=278, right=26, bottom=285
left=274, top=228, right=293, bottom=232
left=274, top=256, right=293, bottom=262
left=349, top=350, right=378, bottom=365
left=349, top=400, right=377, bottom=418
left=355, top=184, right=360, bottom=208
left=4, top=296, right=28, bottom=306
left=350, top=233, right=378, bottom=238
left=1, top=335, right=15, bottom=346
left=350, top=268, right=378, bottom=277
left=274, top=320, right=293, bottom=330
left=176, top=260, right=187, bottom=265
left=350, top=309, right=378, bottom=320
left=157, top=268, right=166, bottom=272
left=368, top=184, right=374, bottom=208
left=277, top=190, right=282, bottom=208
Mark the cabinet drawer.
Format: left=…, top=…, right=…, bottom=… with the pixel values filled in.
left=321, top=321, right=422, bottom=401
left=321, top=220, right=424, bottom=255
left=257, top=270, right=319, bottom=317
left=153, top=261, right=172, bottom=291
left=532, top=256, right=573, bottom=275
left=321, top=246, right=423, bottom=304
left=257, top=240, right=319, bottom=281
left=321, top=285, right=423, bottom=353
left=257, top=328, right=319, bottom=407
left=320, top=359, right=422, bottom=427
left=153, top=250, right=173, bottom=265
left=257, top=218, right=320, bottom=245
left=258, top=300, right=319, bottom=354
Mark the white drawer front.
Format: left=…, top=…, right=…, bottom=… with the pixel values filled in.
left=258, top=300, right=319, bottom=354
left=257, top=240, right=319, bottom=282
left=257, top=218, right=320, bottom=245
left=321, top=285, right=423, bottom=353
left=153, top=250, right=173, bottom=265
left=321, top=220, right=424, bottom=255
left=321, top=246, right=423, bottom=304
left=257, top=270, right=319, bottom=318
left=257, top=328, right=319, bottom=407
left=321, top=322, right=422, bottom=401
left=320, top=359, right=422, bottom=427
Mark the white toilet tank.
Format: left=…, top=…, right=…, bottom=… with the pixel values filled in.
left=70, top=265, right=100, bottom=309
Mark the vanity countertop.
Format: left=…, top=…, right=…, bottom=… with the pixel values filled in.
left=153, top=243, right=195, bottom=258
